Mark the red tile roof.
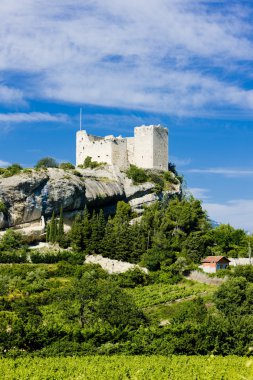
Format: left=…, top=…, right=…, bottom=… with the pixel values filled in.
left=201, top=256, right=230, bottom=264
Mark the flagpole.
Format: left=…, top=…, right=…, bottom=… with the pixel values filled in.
left=80, top=107, right=82, bottom=131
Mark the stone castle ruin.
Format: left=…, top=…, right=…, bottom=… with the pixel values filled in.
left=76, top=125, right=168, bottom=171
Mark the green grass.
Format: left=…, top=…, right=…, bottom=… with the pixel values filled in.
left=0, top=355, right=252, bottom=380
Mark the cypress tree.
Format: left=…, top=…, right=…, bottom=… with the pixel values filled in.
left=57, top=207, right=64, bottom=243
left=49, top=212, right=57, bottom=243
left=98, top=209, right=106, bottom=237
left=70, top=214, right=84, bottom=252
left=114, top=222, right=131, bottom=261
left=83, top=207, right=91, bottom=252
left=97, top=209, right=106, bottom=253
left=46, top=221, right=51, bottom=242
left=90, top=211, right=100, bottom=253
left=101, top=216, right=115, bottom=257
left=129, top=223, right=146, bottom=263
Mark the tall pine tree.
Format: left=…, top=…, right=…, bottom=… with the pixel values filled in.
left=82, top=207, right=91, bottom=252
left=49, top=211, right=57, bottom=243
left=57, top=207, right=64, bottom=244
left=70, top=214, right=84, bottom=252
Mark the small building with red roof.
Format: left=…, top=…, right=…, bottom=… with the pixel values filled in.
left=200, top=256, right=230, bottom=274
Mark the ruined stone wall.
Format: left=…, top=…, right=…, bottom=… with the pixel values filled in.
left=111, top=138, right=128, bottom=170
left=76, top=131, right=113, bottom=166
left=126, top=137, right=135, bottom=165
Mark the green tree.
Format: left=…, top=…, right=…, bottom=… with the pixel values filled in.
left=100, top=216, right=114, bottom=257
left=49, top=212, right=57, bottom=243
left=213, top=277, right=252, bottom=317
left=72, top=271, right=145, bottom=329
left=89, top=211, right=101, bottom=253
left=209, top=224, right=247, bottom=257
left=35, top=157, right=58, bottom=169
left=70, top=214, right=84, bottom=252
left=57, top=207, right=64, bottom=244
left=82, top=207, right=91, bottom=252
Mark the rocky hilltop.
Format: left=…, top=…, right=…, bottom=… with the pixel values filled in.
left=0, top=165, right=181, bottom=236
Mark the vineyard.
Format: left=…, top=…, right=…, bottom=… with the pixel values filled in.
left=126, top=280, right=216, bottom=308
left=0, top=355, right=252, bottom=380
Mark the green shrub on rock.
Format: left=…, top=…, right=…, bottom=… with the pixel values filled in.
left=126, top=165, right=148, bottom=184
left=59, top=162, right=75, bottom=170
left=2, top=164, right=23, bottom=177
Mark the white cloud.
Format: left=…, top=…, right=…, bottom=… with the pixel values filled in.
left=0, top=85, right=24, bottom=105
left=0, top=160, right=10, bottom=167
left=188, top=168, right=253, bottom=177
left=203, top=199, right=253, bottom=232
left=0, top=112, right=69, bottom=123
left=170, top=156, right=192, bottom=166
left=188, top=187, right=210, bottom=200
left=0, top=1, right=253, bottom=115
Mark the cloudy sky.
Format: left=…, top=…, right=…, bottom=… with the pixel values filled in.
left=1, top=0, right=253, bottom=230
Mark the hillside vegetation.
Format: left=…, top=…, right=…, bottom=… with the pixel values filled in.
left=1, top=191, right=253, bottom=359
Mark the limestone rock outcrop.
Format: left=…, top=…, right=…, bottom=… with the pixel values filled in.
left=0, top=165, right=181, bottom=234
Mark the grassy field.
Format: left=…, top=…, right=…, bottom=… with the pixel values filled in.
left=0, top=355, right=252, bottom=380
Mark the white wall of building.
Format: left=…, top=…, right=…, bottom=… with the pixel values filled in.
left=76, top=125, right=169, bottom=171
left=199, top=265, right=217, bottom=274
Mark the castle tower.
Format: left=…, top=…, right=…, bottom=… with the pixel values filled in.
left=134, top=125, right=168, bottom=171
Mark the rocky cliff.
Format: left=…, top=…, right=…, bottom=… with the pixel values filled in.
left=0, top=165, right=181, bottom=236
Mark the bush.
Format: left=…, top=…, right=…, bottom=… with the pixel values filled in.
left=126, top=165, right=148, bottom=184
left=35, top=157, right=58, bottom=169
left=59, top=162, right=75, bottom=170
left=2, top=164, right=23, bottom=177
left=0, top=229, right=27, bottom=251
left=30, top=250, right=85, bottom=264
left=73, top=170, right=82, bottom=177
left=233, top=265, right=253, bottom=282
left=22, top=168, right=32, bottom=174
left=0, top=249, right=27, bottom=263
left=83, top=156, right=103, bottom=169
left=148, top=173, right=165, bottom=192
left=116, top=267, right=150, bottom=288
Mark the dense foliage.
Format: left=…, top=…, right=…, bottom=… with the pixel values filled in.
left=1, top=192, right=253, bottom=358
left=126, top=164, right=180, bottom=191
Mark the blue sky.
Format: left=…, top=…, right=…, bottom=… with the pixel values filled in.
left=1, top=0, right=253, bottom=230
